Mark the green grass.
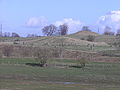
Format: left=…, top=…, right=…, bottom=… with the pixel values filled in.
left=0, top=31, right=119, bottom=89
left=0, top=58, right=36, bottom=64
left=95, top=35, right=116, bottom=43
left=63, top=45, right=115, bottom=51
left=0, top=58, right=120, bottom=90
left=0, top=79, right=120, bottom=90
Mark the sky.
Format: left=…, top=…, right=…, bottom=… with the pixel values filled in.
left=0, top=0, right=120, bottom=36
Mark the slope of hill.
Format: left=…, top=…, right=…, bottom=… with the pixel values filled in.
left=0, top=30, right=117, bottom=52
left=22, top=36, right=109, bottom=47
left=0, top=30, right=119, bottom=61
left=95, top=35, right=117, bottom=44
left=67, top=30, right=117, bottom=45
left=68, top=30, right=99, bottom=39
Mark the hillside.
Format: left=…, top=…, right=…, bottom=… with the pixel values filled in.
left=68, top=30, right=117, bottom=44
left=0, top=31, right=116, bottom=52
left=0, top=31, right=120, bottom=61
left=68, top=30, right=99, bottom=39
left=23, top=36, right=109, bottom=47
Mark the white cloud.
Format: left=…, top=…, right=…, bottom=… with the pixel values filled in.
left=97, top=10, right=120, bottom=33
left=54, top=18, right=83, bottom=34
left=25, top=16, right=48, bottom=28
left=25, top=17, right=84, bottom=34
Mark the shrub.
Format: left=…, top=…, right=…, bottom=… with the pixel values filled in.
left=87, top=35, right=95, bottom=42
left=2, top=45, right=13, bottom=57
left=35, top=55, right=47, bottom=67
left=81, top=38, right=85, bottom=40
left=75, top=52, right=90, bottom=69
left=76, top=57, right=88, bottom=69
left=34, top=48, right=51, bottom=67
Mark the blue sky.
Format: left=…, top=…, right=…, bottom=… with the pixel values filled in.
left=0, top=0, right=120, bottom=36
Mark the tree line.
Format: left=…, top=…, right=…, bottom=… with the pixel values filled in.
left=103, top=26, right=120, bottom=36
left=42, top=24, right=68, bottom=36
left=0, top=24, right=68, bottom=37
left=0, top=25, right=120, bottom=38
left=0, top=32, right=20, bottom=37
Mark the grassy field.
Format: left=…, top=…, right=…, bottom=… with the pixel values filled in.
left=0, top=58, right=120, bottom=90
left=0, top=31, right=120, bottom=90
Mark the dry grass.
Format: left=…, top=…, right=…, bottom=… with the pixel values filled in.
left=72, top=30, right=99, bottom=36
left=17, top=36, right=109, bottom=47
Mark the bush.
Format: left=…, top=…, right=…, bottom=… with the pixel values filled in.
left=81, top=38, right=85, bottom=40
left=34, top=48, right=51, bottom=67
left=87, top=35, right=95, bottom=42
left=75, top=52, right=90, bottom=69
left=2, top=45, right=13, bottom=57
left=35, top=56, right=47, bottom=67
left=76, top=57, right=88, bottom=69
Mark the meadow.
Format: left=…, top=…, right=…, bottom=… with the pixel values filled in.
left=0, top=31, right=120, bottom=90
left=0, top=58, right=120, bottom=90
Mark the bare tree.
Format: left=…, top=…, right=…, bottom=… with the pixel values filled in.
left=59, top=24, right=68, bottom=35
left=116, top=29, right=120, bottom=36
left=3, top=32, right=11, bottom=37
left=12, top=32, right=20, bottom=37
left=82, top=26, right=91, bottom=31
left=42, top=24, right=57, bottom=36
left=26, top=34, right=38, bottom=37
left=103, top=26, right=114, bottom=35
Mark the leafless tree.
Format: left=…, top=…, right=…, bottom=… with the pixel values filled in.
left=82, top=26, right=91, bottom=31
left=27, top=34, right=38, bottom=37
left=3, top=32, right=11, bottom=37
left=11, top=32, right=20, bottom=37
left=116, top=29, right=120, bottom=36
left=42, top=24, right=57, bottom=36
left=59, top=24, right=68, bottom=35
left=103, top=26, right=114, bottom=35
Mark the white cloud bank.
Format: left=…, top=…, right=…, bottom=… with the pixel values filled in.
left=97, top=10, right=120, bottom=33
left=25, top=10, right=120, bottom=35
left=25, top=16, right=48, bottom=28
left=25, top=17, right=83, bottom=34
left=54, top=18, right=83, bottom=34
